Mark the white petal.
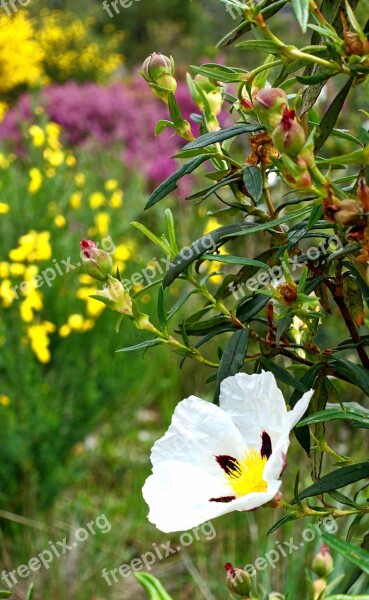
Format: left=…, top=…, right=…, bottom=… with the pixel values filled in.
left=263, top=433, right=289, bottom=482
left=150, top=396, right=246, bottom=478
left=219, top=371, right=287, bottom=448
left=287, top=389, right=314, bottom=429
left=143, top=461, right=281, bottom=533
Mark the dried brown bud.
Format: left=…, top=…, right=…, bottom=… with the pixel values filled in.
left=344, top=32, right=365, bottom=56
left=357, top=175, right=369, bottom=210
left=323, top=198, right=364, bottom=226
left=276, top=282, right=298, bottom=305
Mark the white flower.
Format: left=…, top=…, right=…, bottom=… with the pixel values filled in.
left=142, top=371, right=314, bottom=533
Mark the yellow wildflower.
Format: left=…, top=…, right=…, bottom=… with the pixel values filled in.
left=89, top=192, right=105, bottom=209
left=0, top=202, right=9, bottom=214
left=0, top=279, right=14, bottom=308
left=9, top=263, right=26, bottom=277
left=105, top=179, right=119, bottom=191
left=29, top=125, right=45, bottom=147
left=109, top=190, right=123, bottom=209
left=20, top=289, right=43, bottom=323
left=95, top=212, right=110, bottom=236
left=69, top=191, right=82, bottom=210
left=0, top=395, right=10, bottom=406
left=74, top=172, right=85, bottom=187
left=54, top=215, right=66, bottom=228
left=28, top=168, right=43, bottom=194
left=0, top=262, right=9, bottom=278
left=27, top=321, right=56, bottom=363
left=9, top=231, right=52, bottom=262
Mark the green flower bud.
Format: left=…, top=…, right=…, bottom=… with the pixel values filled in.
left=80, top=239, right=112, bottom=281
left=312, top=545, right=333, bottom=578
left=272, top=108, right=306, bottom=158
left=313, top=578, right=327, bottom=600
left=225, top=563, right=251, bottom=597
left=141, top=53, right=177, bottom=101
left=92, top=275, right=132, bottom=315
left=253, top=88, right=288, bottom=128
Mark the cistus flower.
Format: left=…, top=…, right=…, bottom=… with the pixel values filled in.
left=272, top=108, right=306, bottom=158
left=312, top=545, right=333, bottom=577
left=141, top=52, right=177, bottom=102
left=142, top=371, right=313, bottom=532
left=80, top=239, right=112, bottom=281
left=253, top=88, right=288, bottom=128
left=225, top=563, right=251, bottom=597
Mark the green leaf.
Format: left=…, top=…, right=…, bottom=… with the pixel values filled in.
left=214, top=328, right=249, bottom=403
left=145, top=155, right=210, bottom=210
left=183, top=123, right=262, bottom=151
left=157, top=286, right=168, bottom=336
left=116, top=339, right=164, bottom=353
left=289, top=363, right=323, bottom=454
left=344, top=261, right=369, bottom=309
left=26, top=584, right=34, bottom=600
left=135, top=573, right=173, bottom=600
left=322, top=533, right=369, bottom=576
left=236, top=39, right=284, bottom=53
left=204, top=254, right=267, bottom=269
left=190, top=63, right=248, bottom=83
left=260, top=357, right=307, bottom=392
left=155, top=120, right=174, bottom=136
left=267, top=513, right=298, bottom=535
left=131, top=221, right=171, bottom=254
left=295, top=462, right=369, bottom=502
left=162, top=222, right=254, bottom=287
left=223, top=205, right=312, bottom=238
left=0, top=592, right=13, bottom=599
left=297, top=72, right=330, bottom=84
left=299, top=403, right=369, bottom=428
left=167, top=290, right=196, bottom=321
left=165, top=208, right=179, bottom=254
left=327, top=356, right=369, bottom=395
left=315, top=78, right=354, bottom=152
left=243, top=166, right=263, bottom=203
left=292, top=0, right=309, bottom=32
left=236, top=294, right=269, bottom=322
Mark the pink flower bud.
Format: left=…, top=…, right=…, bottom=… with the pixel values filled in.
left=312, top=545, right=334, bottom=577
left=253, top=88, right=288, bottom=128
left=272, top=108, right=306, bottom=157
left=80, top=240, right=112, bottom=281
left=225, top=562, right=251, bottom=597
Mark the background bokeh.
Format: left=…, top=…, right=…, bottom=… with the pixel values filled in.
left=1, top=2, right=369, bottom=599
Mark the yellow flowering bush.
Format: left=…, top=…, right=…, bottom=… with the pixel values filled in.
left=0, top=113, right=136, bottom=364
left=0, top=12, right=44, bottom=94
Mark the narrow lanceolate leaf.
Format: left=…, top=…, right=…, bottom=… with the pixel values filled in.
left=327, top=356, right=369, bottom=395
left=190, top=63, right=247, bottom=83
left=299, top=403, right=369, bottom=428
left=0, top=592, right=13, bottom=599
left=116, top=339, right=164, bottom=353
left=344, top=261, right=369, bottom=309
left=315, top=78, right=354, bottom=152
left=343, top=276, right=365, bottom=326
left=322, top=533, right=369, bottom=577
left=243, top=166, right=263, bottom=203
left=157, top=286, right=168, bottom=336
left=294, top=462, right=369, bottom=502
left=163, top=223, right=253, bottom=287
left=182, top=123, right=262, bottom=150
left=135, top=573, right=173, bottom=600
left=292, top=0, right=309, bottom=33
left=204, top=254, right=267, bottom=269
left=267, top=513, right=298, bottom=535
left=145, top=155, right=210, bottom=209
left=236, top=40, right=284, bottom=53
left=214, top=328, right=249, bottom=403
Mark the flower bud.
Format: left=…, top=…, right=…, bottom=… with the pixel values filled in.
left=141, top=53, right=177, bottom=99
left=312, top=545, right=333, bottom=578
left=253, top=88, right=288, bottom=129
left=284, top=157, right=312, bottom=189
left=269, top=594, right=285, bottom=600
left=343, top=31, right=366, bottom=56
left=323, top=198, right=364, bottom=226
left=193, top=75, right=223, bottom=116
left=276, top=282, right=298, bottom=305
left=272, top=108, right=306, bottom=158
left=313, top=578, right=327, bottom=599
left=225, top=563, right=251, bottom=597
left=80, top=239, right=112, bottom=281
left=93, top=275, right=132, bottom=315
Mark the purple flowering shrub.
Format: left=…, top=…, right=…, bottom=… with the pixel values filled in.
left=0, top=76, right=225, bottom=187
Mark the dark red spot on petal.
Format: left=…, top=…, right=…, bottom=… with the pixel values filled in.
left=209, top=496, right=236, bottom=503
left=215, top=454, right=239, bottom=475
left=261, top=431, right=272, bottom=459
left=224, top=563, right=236, bottom=577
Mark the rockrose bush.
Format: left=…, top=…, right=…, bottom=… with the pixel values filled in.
left=86, top=2, right=369, bottom=599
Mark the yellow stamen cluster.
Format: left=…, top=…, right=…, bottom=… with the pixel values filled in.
left=226, top=450, right=267, bottom=496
